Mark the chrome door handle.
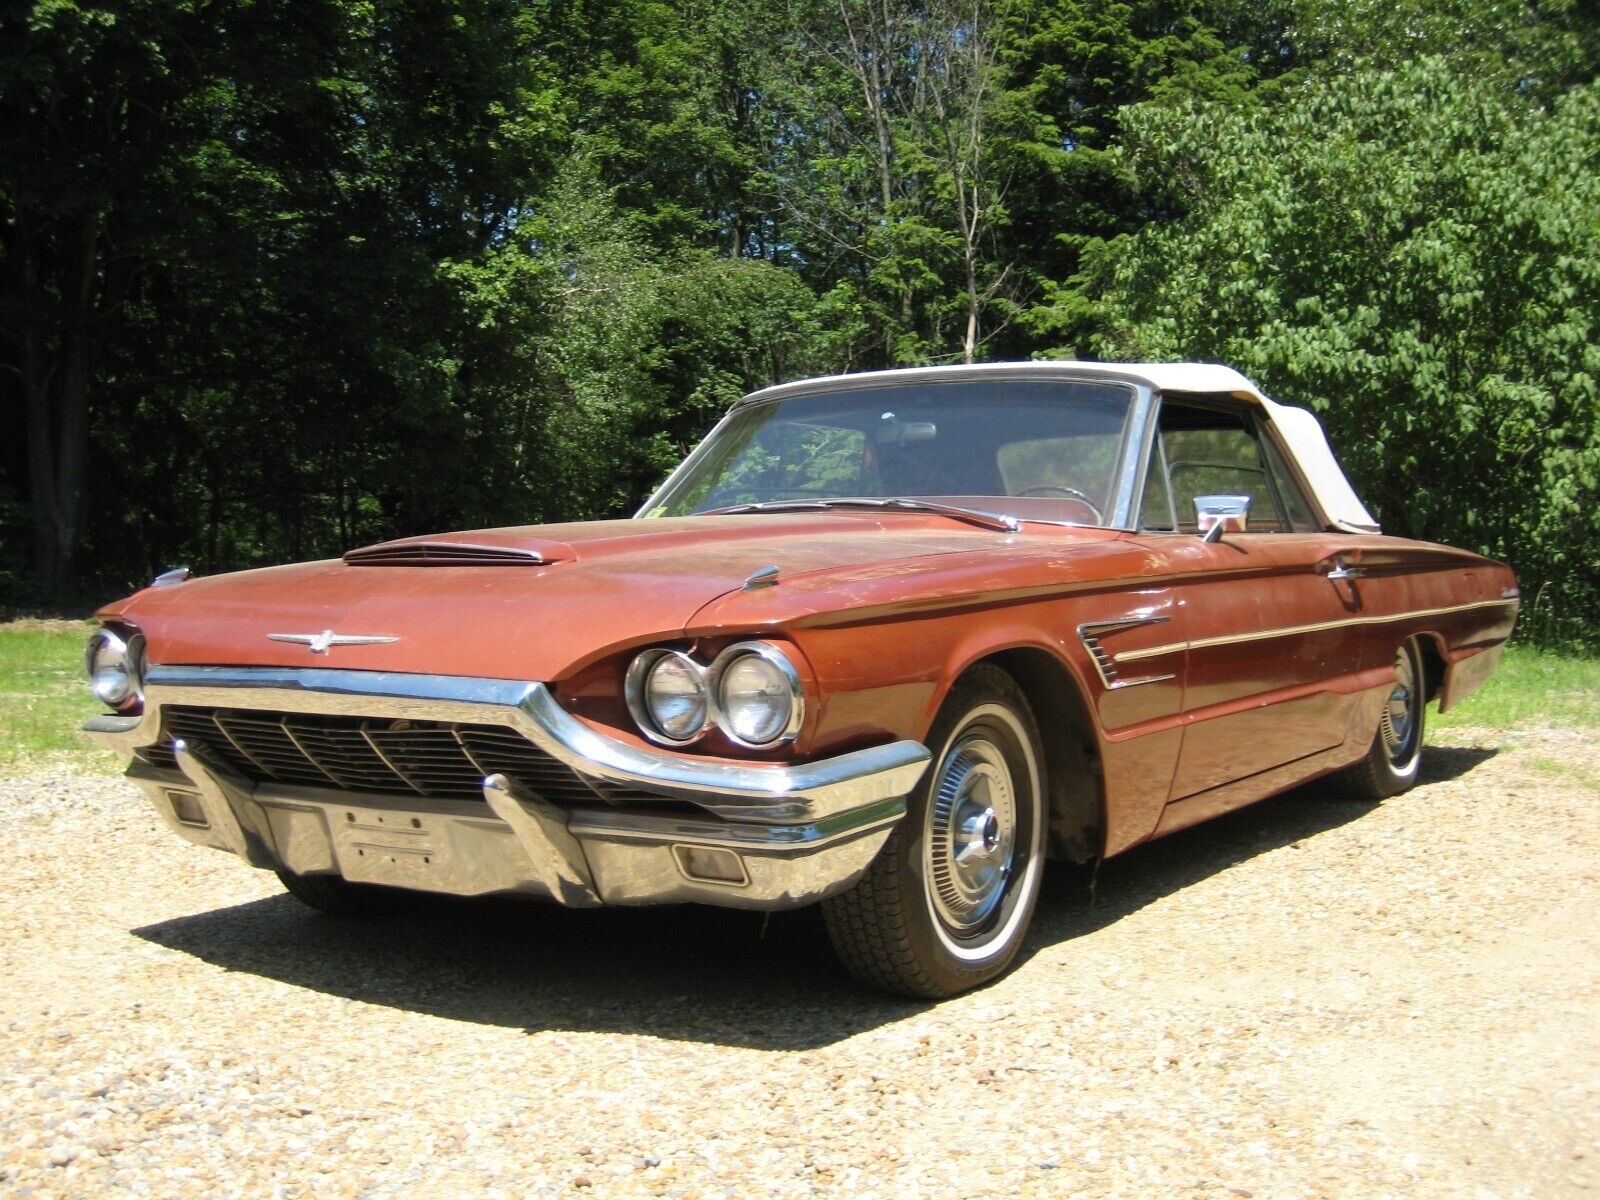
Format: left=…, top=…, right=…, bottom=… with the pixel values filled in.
left=1325, top=564, right=1366, bottom=581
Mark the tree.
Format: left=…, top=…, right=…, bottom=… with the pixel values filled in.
left=1, top=0, right=560, bottom=591
left=1091, top=58, right=1600, bottom=638
left=998, top=0, right=1297, bottom=356
left=0, top=0, right=223, bottom=590
left=758, top=0, right=1027, bottom=363
left=1293, top=0, right=1598, bottom=98
left=908, top=0, right=1019, bottom=361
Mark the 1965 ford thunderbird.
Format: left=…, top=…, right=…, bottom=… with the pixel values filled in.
left=83, top=362, right=1517, bottom=996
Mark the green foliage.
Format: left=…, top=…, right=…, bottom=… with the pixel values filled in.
left=1091, top=58, right=1600, bottom=643
left=1293, top=0, right=1598, bottom=98
left=0, top=0, right=1596, bottom=643
left=1002, top=0, right=1298, bottom=352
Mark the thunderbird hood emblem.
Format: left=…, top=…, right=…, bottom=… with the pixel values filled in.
left=267, top=630, right=400, bottom=655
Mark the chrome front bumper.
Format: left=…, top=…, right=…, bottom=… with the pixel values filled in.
left=84, top=666, right=929, bottom=910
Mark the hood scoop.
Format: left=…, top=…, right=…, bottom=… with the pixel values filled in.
left=344, top=538, right=573, bottom=567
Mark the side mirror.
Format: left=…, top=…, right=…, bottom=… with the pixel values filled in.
left=1196, top=494, right=1252, bottom=543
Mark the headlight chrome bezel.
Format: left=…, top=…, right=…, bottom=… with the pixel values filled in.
left=86, top=627, right=146, bottom=711
left=625, top=648, right=711, bottom=746
left=624, top=640, right=805, bottom=750
left=705, top=641, right=805, bottom=749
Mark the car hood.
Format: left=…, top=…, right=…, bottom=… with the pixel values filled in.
left=103, top=514, right=1084, bottom=681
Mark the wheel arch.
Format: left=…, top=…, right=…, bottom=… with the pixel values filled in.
left=1413, top=631, right=1448, bottom=705
left=967, top=645, right=1107, bottom=866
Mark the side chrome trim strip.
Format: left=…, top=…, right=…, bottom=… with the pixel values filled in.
left=1114, top=598, right=1520, bottom=664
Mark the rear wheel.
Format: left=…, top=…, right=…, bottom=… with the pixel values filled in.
left=1336, top=638, right=1427, bottom=800
left=823, top=665, right=1047, bottom=998
left=276, top=869, right=412, bottom=917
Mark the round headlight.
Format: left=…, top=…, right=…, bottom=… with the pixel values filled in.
left=625, top=649, right=708, bottom=745
left=86, top=630, right=145, bottom=709
left=710, top=643, right=803, bottom=747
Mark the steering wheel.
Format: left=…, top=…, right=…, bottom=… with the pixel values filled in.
left=1014, top=484, right=1103, bottom=523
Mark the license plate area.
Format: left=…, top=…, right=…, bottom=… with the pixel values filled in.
left=332, top=807, right=449, bottom=887
left=308, top=798, right=544, bottom=897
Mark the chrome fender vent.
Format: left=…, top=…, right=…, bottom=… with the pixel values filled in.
left=1077, top=616, right=1177, bottom=691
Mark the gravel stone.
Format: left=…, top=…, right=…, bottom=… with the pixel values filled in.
left=1, top=726, right=1595, bottom=1198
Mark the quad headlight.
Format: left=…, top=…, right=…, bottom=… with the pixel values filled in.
left=85, top=628, right=146, bottom=710
left=626, top=649, right=709, bottom=745
left=707, top=642, right=804, bottom=748
left=625, top=641, right=804, bottom=749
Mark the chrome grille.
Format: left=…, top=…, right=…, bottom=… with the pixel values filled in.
left=157, top=706, right=600, bottom=804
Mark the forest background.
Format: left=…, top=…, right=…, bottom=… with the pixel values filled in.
left=3, top=0, right=1597, bottom=646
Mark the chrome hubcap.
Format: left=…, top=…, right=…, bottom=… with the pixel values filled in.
left=1381, top=649, right=1418, bottom=762
left=926, top=734, right=1016, bottom=931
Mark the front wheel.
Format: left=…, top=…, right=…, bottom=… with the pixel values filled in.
left=823, top=665, right=1047, bottom=998
left=1335, top=638, right=1427, bottom=800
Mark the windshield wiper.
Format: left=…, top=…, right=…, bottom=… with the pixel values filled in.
left=701, top=497, right=1021, bottom=533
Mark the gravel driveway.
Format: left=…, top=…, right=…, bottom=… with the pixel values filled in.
left=3, top=727, right=1595, bottom=1199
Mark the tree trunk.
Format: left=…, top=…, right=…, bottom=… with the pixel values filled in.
left=23, top=361, right=62, bottom=589
left=17, top=212, right=107, bottom=594
left=963, top=253, right=979, bottom=363
left=14, top=218, right=63, bottom=591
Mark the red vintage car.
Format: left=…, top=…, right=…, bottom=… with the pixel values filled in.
left=83, top=363, right=1517, bottom=996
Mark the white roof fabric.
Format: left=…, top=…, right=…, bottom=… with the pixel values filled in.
left=740, top=360, right=1270, bottom=406
left=739, top=360, right=1379, bottom=534
left=1260, top=399, right=1380, bottom=533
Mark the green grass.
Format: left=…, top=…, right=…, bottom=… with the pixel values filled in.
left=1431, top=643, right=1600, bottom=734
left=0, top=620, right=119, bottom=773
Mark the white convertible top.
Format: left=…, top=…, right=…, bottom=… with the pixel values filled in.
left=740, top=360, right=1381, bottom=534
left=1258, top=398, right=1380, bottom=533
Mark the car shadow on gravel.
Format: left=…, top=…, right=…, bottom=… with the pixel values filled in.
left=132, top=742, right=1497, bottom=1049
left=1028, top=742, right=1499, bottom=948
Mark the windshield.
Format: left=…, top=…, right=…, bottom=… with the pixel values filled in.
left=644, top=377, right=1137, bottom=527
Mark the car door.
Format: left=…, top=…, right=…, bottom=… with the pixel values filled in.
left=1125, top=395, right=1366, bottom=805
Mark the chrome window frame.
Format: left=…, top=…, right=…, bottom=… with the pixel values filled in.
left=1129, top=392, right=1324, bottom=537
left=637, top=373, right=1156, bottom=532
